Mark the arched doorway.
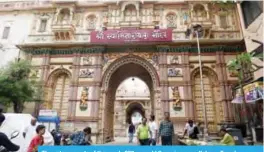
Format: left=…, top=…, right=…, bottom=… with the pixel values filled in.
left=191, top=67, right=223, bottom=133
left=100, top=55, right=159, bottom=143
left=126, top=102, right=145, bottom=125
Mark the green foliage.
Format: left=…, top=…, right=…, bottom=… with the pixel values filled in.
left=0, top=60, right=43, bottom=113
left=227, top=52, right=263, bottom=78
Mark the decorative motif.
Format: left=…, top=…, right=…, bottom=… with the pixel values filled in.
left=82, top=56, right=92, bottom=65
left=172, top=87, right=182, bottom=111
left=157, top=45, right=244, bottom=53
left=80, top=87, right=89, bottom=111
left=102, top=56, right=159, bottom=90
left=24, top=45, right=244, bottom=56
left=168, top=56, right=180, bottom=64
left=166, top=13, right=177, bottom=28
left=168, top=68, right=182, bottom=77
left=79, top=69, right=94, bottom=78
left=86, top=15, right=97, bottom=30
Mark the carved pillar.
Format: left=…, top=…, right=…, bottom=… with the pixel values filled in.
left=182, top=52, right=193, bottom=118
left=68, top=52, right=80, bottom=119
left=215, top=51, right=229, bottom=121
left=157, top=46, right=169, bottom=114
left=93, top=53, right=103, bottom=117
left=35, top=52, right=50, bottom=115
left=220, top=52, right=233, bottom=121
left=70, top=8, right=74, bottom=23
left=204, top=4, right=210, bottom=19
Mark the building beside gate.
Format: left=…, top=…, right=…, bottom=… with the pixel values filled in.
left=0, top=0, right=246, bottom=143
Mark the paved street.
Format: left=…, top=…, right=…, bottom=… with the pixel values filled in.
left=102, top=137, right=137, bottom=145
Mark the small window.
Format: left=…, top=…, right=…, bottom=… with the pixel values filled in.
left=2, top=26, right=10, bottom=39
left=219, top=15, right=228, bottom=29
left=39, top=19, right=47, bottom=32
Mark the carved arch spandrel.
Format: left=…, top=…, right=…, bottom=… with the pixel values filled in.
left=190, top=66, right=219, bottom=86
left=46, top=68, right=72, bottom=87
left=101, top=55, right=160, bottom=91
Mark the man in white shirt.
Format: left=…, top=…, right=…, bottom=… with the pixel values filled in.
left=148, top=115, right=158, bottom=145
left=182, top=119, right=198, bottom=139
left=23, top=117, right=54, bottom=151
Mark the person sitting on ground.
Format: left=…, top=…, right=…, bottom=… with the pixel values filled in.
left=70, top=127, right=92, bottom=145
left=84, top=127, right=92, bottom=145
left=0, top=114, right=20, bottom=152
left=219, top=128, right=235, bottom=145
left=182, top=120, right=198, bottom=139
left=27, top=125, right=46, bottom=152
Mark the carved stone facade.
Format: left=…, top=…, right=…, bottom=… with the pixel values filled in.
left=11, top=1, right=245, bottom=143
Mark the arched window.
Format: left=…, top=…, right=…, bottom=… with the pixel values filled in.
left=58, top=8, right=70, bottom=24
left=86, top=15, right=97, bottom=30
left=124, top=4, right=137, bottom=22
left=193, top=4, right=207, bottom=21
left=166, top=13, right=177, bottom=28
left=51, top=73, right=70, bottom=120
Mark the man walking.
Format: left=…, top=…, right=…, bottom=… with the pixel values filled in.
left=148, top=115, right=158, bottom=145
left=137, top=117, right=150, bottom=145
left=158, top=112, right=174, bottom=145
left=128, top=122, right=135, bottom=143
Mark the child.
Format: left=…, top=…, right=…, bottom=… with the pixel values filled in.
left=27, top=125, right=45, bottom=152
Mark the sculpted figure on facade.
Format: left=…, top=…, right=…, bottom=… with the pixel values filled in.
left=168, top=68, right=182, bottom=77
left=170, top=56, right=180, bottom=64
left=83, top=56, right=92, bottom=65
left=80, top=87, right=89, bottom=110
left=172, top=87, right=182, bottom=111
left=79, top=69, right=94, bottom=78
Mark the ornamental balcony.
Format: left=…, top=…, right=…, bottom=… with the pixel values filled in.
left=51, top=7, right=76, bottom=41
left=51, top=23, right=76, bottom=41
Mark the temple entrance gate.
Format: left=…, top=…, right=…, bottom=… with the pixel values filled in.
left=99, top=55, right=160, bottom=143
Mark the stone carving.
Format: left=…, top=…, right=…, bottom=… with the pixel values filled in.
left=73, top=13, right=82, bottom=26
left=86, top=15, right=97, bottom=30
left=79, top=69, right=94, bottom=78
left=168, top=68, right=182, bottom=77
left=152, top=54, right=159, bottom=65
left=80, top=87, right=88, bottom=111
left=172, top=87, right=182, bottom=111
left=82, top=56, right=92, bottom=65
left=169, top=56, right=180, bottom=64
left=166, top=13, right=177, bottom=28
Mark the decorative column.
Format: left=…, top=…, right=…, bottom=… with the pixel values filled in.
left=215, top=51, right=229, bottom=121
left=68, top=52, right=81, bottom=120
left=182, top=52, right=194, bottom=119
left=35, top=51, right=50, bottom=115
left=157, top=46, right=170, bottom=115
left=93, top=51, right=104, bottom=117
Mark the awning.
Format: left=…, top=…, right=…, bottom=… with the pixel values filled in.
left=232, top=77, right=263, bottom=104
left=38, top=116, right=60, bottom=124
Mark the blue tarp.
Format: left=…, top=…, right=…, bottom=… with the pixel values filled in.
left=38, top=116, right=60, bottom=124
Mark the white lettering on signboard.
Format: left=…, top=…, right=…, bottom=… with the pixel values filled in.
left=39, top=110, right=58, bottom=117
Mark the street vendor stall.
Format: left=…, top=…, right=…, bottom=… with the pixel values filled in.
left=231, top=78, right=263, bottom=143
left=178, top=138, right=224, bottom=146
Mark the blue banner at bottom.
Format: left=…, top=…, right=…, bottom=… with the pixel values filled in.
left=39, top=146, right=263, bottom=152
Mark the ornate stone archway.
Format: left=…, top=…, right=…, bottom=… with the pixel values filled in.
left=191, top=66, right=224, bottom=133
left=44, top=68, right=72, bottom=119
left=99, top=55, right=160, bottom=143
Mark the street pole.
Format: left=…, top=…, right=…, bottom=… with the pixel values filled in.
left=195, top=30, right=209, bottom=141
